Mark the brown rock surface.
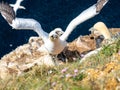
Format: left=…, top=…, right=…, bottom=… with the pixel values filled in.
left=0, top=28, right=119, bottom=80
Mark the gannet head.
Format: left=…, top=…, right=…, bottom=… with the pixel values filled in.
left=53, top=28, right=64, bottom=37
left=89, top=22, right=111, bottom=39
left=49, top=28, right=64, bottom=41
left=49, top=30, right=59, bottom=41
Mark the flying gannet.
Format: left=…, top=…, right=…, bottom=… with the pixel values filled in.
left=0, top=0, right=109, bottom=55
left=10, top=0, right=25, bottom=15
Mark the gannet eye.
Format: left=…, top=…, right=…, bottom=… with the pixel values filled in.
left=51, top=35, right=54, bottom=38
left=50, top=34, right=58, bottom=41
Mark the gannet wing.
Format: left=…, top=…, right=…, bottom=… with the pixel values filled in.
left=60, top=0, right=109, bottom=41
left=12, top=18, right=49, bottom=41
left=0, top=1, right=48, bottom=42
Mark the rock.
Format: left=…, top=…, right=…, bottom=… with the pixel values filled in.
left=0, top=28, right=119, bottom=80
left=0, top=37, right=57, bottom=80
left=80, top=28, right=120, bottom=63
left=58, top=34, right=97, bottom=62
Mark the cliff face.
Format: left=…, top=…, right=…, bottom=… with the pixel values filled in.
left=0, top=28, right=120, bottom=80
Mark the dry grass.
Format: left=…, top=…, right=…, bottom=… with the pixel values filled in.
left=0, top=38, right=120, bottom=90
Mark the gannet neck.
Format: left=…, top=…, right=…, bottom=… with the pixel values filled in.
left=44, top=38, right=67, bottom=55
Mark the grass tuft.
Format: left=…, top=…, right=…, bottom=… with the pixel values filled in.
left=0, top=38, right=120, bottom=90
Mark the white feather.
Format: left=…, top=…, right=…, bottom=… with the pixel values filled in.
left=10, top=0, right=25, bottom=14
left=11, top=18, right=66, bottom=55
left=11, top=18, right=48, bottom=42
left=60, top=0, right=109, bottom=41
left=60, top=4, right=98, bottom=41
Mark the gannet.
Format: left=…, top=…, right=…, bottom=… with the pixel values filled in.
left=89, top=22, right=111, bottom=48
left=0, top=0, right=109, bottom=55
left=89, top=22, right=120, bottom=44
left=10, top=0, right=25, bottom=15
left=80, top=22, right=120, bottom=63
left=90, top=22, right=112, bottom=39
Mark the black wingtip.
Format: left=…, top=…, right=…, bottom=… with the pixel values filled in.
left=0, top=1, right=15, bottom=24
left=96, top=0, right=109, bottom=13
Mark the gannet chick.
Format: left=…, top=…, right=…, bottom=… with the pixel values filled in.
left=10, top=0, right=25, bottom=15
left=0, top=0, right=109, bottom=55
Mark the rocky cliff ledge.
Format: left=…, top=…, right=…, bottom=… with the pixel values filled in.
left=0, top=28, right=120, bottom=80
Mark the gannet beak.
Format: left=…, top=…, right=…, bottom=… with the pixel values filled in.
left=89, top=27, right=96, bottom=32
left=50, top=35, right=58, bottom=41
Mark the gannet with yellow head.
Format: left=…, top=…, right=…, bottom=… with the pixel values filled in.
left=90, top=22, right=120, bottom=45
left=90, top=22, right=111, bottom=39
left=80, top=21, right=120, bottom=63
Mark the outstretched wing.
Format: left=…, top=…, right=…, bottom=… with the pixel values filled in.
left=12, top=18, right=49, bottom=41
left=60, top=0, right=109, bottom=41
left=0, top=1, right=15, bottom=24
left=0, top=1, right=48, bottom=42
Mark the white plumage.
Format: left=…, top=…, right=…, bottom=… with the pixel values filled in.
left=10, top=0, right=25, bottom=14
left=0, top=0, right=109, bottom=55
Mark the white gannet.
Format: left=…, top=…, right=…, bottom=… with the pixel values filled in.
left=10, top=0, right=25, bottom=15
left=89, top=22, right=112, bottom=39
left=89, top=22, right=120, bottom=44
left=80, top=21, right=120, bottom=63
left=0, top=0, right=109, bottom=55
left=89, top=22, right=111, bottom=48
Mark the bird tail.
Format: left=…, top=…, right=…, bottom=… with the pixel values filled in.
left=0, top=1, right=15, bottom=24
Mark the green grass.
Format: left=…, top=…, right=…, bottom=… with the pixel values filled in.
left=82, top=38, right=120, bottom=68
left=0, top=38, right=120, bottom=90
